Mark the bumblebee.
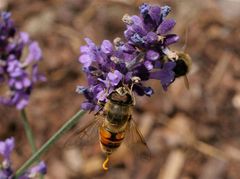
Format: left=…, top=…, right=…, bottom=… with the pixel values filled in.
left=66, top=86, right=151, bottom=170
left=163, top=48, right=192, bottom=89
left=173, top=52, right=191, bottom=89
left=173, top=52, right=191, bottom=78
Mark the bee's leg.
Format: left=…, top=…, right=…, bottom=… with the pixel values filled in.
left=102, top=154, right=110, bottom=171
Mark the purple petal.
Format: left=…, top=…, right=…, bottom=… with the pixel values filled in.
left=149, top=5, right=161, bottom=25
left=0, top=137, right=15, bottom=160
left=146, top=50, right=159, bottom=61
left=15, top=81, right=23, bottom=90
left=84, top=38, right=97, bottom=49
left=157, top=19, right=176, bottom=35
left=29, top=161, right=47, bottom=177
left=79, top=54, right=92, bottom=68
left=80, top=45, right=90, bottom=53
left=131, top=15, right=143, bottom=26
left=32, top=65, right=46, bottom=83
left=96, top=90, right=107, bottom=101
left=144, top=32, right=158, bottom=44
left=24, top=42, right=42, bottom=65
left=23, top=77, right=31, bottom=87
left=81, top=101, right=95, bottom=111
left=144, top=61, right=153, bottom=70
left=164, top=34, right=179, bottom=46
left=124, top=28, right=135, bottom=40
left=15, top=94, right=29, bottom=110
left=101, top=40, right=113, bottom=54
left=150, top=61, right=176, bottom=90
left=19, top=32, right=30, bottom=44
left=107, top=70, right=123, bottom=86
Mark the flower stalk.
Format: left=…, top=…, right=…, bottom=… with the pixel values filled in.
left=20, top=109, right=37, bottom=154
left=20, top=109, right=44, bottom=179
left=14, top=109, right=86, bottom=178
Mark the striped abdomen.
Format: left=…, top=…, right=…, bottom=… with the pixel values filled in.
left=99, top=126, right=125, bottom=155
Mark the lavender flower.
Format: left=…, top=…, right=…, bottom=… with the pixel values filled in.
left=77, top=3, right=183, bottom=111
left=123, top=3, right=179, bottom=48
left=0, top=137, right=47, bottom=179
left=0, top=12, right=45, bottom=110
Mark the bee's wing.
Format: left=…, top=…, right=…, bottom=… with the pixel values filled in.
left=124, top=117, right=151, bottom=160
left=63, top=115, right=104, bottom=148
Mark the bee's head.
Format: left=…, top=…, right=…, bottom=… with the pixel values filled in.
left=107, top=86, right=133, bottom=105
left=173, top=52, right=191, bottom=77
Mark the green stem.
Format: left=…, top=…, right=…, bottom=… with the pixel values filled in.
left=20, top=109, right=43, bottom=179
left=15, top=109, right=86, bottom=178
left=20, top=109, right=37, bottom=154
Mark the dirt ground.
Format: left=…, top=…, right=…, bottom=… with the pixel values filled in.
left=0, top=0, right=240, bottom=179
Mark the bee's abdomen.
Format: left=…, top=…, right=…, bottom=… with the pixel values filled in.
left=99, top=127, right=125, bottom=154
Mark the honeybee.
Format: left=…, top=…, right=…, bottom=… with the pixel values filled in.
left=173, top=52, right=192, bottom=89
left=66, top=86, right=151, bottom=170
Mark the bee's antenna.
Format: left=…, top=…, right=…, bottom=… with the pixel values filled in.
left=102, top=155, right=109, bottom=171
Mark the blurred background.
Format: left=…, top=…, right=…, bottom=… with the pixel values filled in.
left=0, top=0, right=240, bottom=178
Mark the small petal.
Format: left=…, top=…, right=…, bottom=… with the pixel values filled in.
left=157, top=19, right=176, bottom=35
left=16, top=95, right=29, bottom=110
left=23, top=42, right=42, bottom=65
left=150, top=61, right=176, bottom=90
left=149, top=5, right=162, bottom=25
left=79, top=54, right=92, bottom=68
left=144, top=61, right=153, bottom=70
left=80, top=45, right=90, bottom=53
left=19, top=32, right=30, bottom=44
left=0, top=137, right=15, bottom=160
left=144, top=32, right=158, bottom=44
left=146, top=50, right=159, bottom=61
left=101, top=40, right=113, bottom=54
left=164, top=34, right=180, bottom=46
left=81, top=101, right=95, bottom=111
left=107, top=70, right=123, bottom=86
left=28, top=161, right=47, bottom=177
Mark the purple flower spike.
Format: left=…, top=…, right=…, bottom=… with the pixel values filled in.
left=0, top=137, right=47, bottom=179
left=0, top=12, right=45, bottom=110
left=77, top=3, right=185, bottom=111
